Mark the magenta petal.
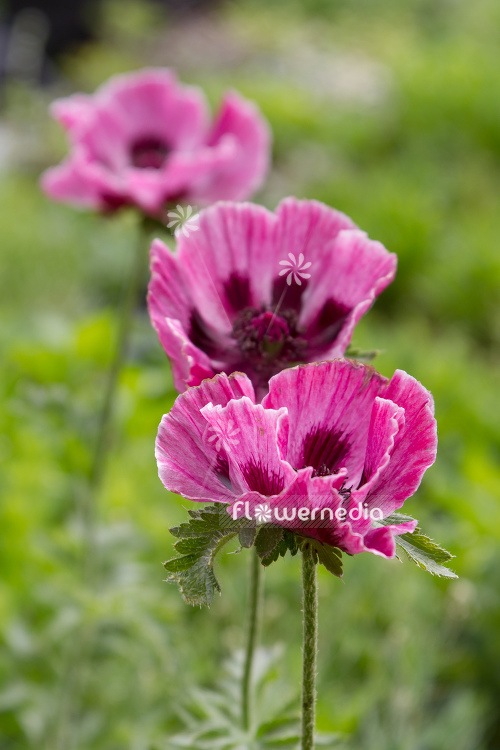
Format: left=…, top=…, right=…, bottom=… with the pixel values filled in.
left=156, top=373, right=255, bottom=502
left=41, top=152, right=119, bottom=210
left=155, top=318, right=215, bottom=392
left=227, top=465, right=347, bottom=533
left=364, top=370, right=437, bottom=514
left=97, top=68, right=209, bottom=148
left=362, top=526, right=397, bottom=557
left=299, top=229, right=397, bottom=355
left=41, top=160, right=99, bottom=209
left=123, top=169, right=167, bottom=214
left=51, top=93, right=93, bottom=133
left=363, top=518, right=417, bottom=558
left=201, top=397, right=294, bottom=496
left=274, top=198, right=356, bottom=269
left=200, top=91, right=271, bottom=202
left=148, top=239, right=192, bottom=330
left=175, top=201, right=278, bottom=328
left=356, top=397, right=405, bottom=498
left=264, top=360, right=387, bottom=483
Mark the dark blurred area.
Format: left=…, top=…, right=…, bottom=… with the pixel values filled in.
left=0, top=0, right=220, bottom=93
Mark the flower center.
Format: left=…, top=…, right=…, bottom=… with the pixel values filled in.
left=310, top=464, right=353, bottom=501
left=231, top=306, right=306, bottom=380
left=130, top=137, right=169, bottom=169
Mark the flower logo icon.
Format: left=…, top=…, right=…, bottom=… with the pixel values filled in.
left=207, top=419, right=241, bottom=452
left=278, top=252, right=312, bottom=286
left=166, top=204, right=200, bottom=237
left=254, top=503, right=272, bottom=524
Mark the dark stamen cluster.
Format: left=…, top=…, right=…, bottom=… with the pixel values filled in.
left=310, top=465, right=353, bottom=502
left=231, top=305, right=307, bottom=381
left=311, top=463, right=332, bottom=478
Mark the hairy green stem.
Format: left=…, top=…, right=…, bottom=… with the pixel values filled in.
left=301, top=544, right=318, bottom=750
left=242, top=548, right=262, bottom=731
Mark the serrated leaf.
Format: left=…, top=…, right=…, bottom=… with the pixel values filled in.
left=255, top=526, right=283, bottom=560
left=309, top=541, right=343, bottom=577
left=381, top=512, right=458, bottom=579
left=239, top=526, right=257, bottom=548
left=163, top=505, right=243, bottom=607
left=261, top=531, right=301, bottom=566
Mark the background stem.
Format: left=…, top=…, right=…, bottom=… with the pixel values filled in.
left=83, top=219, right=150, bottom=570
left=301, top=545, right=318, bottom=750
left=242, top=548, right=262, bottom=731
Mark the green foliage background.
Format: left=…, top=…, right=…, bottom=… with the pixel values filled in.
left=1, top=0, right=499, bottom=747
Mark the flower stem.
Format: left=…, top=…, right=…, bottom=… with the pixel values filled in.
left=242, top=548, right=262, bottom=731
left=301, top=544, right=318, bottom=750
left=84, top=218, right=150, bottom=564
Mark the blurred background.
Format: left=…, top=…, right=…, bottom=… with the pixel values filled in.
left=1, top=0, right=500, bottom=748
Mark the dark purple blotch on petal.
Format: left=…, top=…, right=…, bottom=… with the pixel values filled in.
left=224, top=274, right=251, bottom=311
left=189, top=310, right=229, bottom=360
left=301, top=426, right=351, bottom=475
left=130, top=136, right=170, bottom=170
left=310, top=298, right=350, bottom=344
left=272, top=276, right=308, bottom=312
left=242, top=459, right=285, bottom=495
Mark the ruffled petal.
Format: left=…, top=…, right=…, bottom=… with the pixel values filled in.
left=148, top=239, right=192, bottom=329
left=96, top=68, right=209, bottom=149
left=264, top=360, right=387, bottom=484
left=363, top=519, right=418, bottom=558
left=354, top=397, right=405, bottom=498
left=156, top=372, right=255, bottom=502
left=129, top=137, right=236, bottom=208
left=270, top=198, right=356, bottom=310
left=51, top=93, right=94, bottom=134
left=362, top=369, right=437, bottom=514
left=201, top=397, right=294, bottom=496
left=226, top=466, right=347, bottom=531
left=197, top=91, right=271, bottom=203
left=175, top=201, right=278, bottom=331
left=299, top=229, right=397, bottom=356
left=123, top=169, right=167, bottom=214
left=41, top=150, right=123, bottom=210
left=154, top=317, right=216, bottom=392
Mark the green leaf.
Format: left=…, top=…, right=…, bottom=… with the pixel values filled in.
left=308, top=540, right=343, bottom=577
left=238, top=525, right=257, bottom=548
left=381, top=512, right=458, bottom=579
left=255, top=526, right=283, bottom=560
left=261, top=530, right=301, bottom=566
left=163, top=505, right=243, bottom=607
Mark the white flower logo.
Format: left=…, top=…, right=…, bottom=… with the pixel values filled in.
left=207, top=420, right=241, bottom=452
left=254, top=503, right=272, bottom=524
left=278, top=252, right=312, bottom=286
left=166, top=204, right=199, bottom=238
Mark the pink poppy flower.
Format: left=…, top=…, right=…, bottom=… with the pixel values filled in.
left=148, top=198, right=397, bottom=397
left=41, top=68, right=270, bottom=216
left=155, top=359, right=437, bottom=559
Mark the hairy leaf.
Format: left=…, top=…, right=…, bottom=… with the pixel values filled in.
left=239, top=525, right=257, bottom=548
left=163, top=505, right=242, bottom=607
left=260, top=530, right=301, bottom=566
left=255, top=526, right=283, bottom=560
left=382, top=512, right=458, bottom=578
left=309, top=540, right=343, bottom=577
